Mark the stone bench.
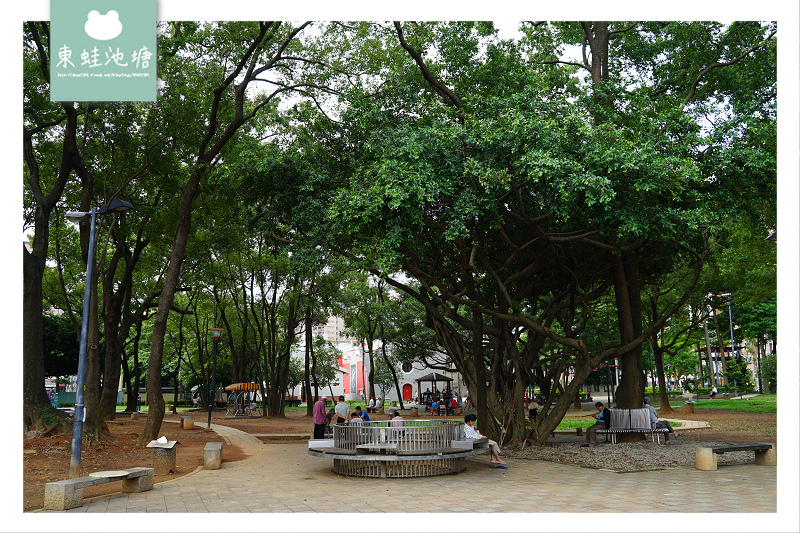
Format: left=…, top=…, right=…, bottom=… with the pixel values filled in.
left=44, top=467, right=154, bottom=510
left=204, top=442, right=223, bottom=469
left=180, top=416, right=194, bottom=429
left=695, top=443, right=776, bottom=471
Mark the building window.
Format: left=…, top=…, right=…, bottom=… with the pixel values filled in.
left=402, top=362, right=412, bottom=373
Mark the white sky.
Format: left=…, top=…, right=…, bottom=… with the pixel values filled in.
left=5, top=2, right=799, bottom=532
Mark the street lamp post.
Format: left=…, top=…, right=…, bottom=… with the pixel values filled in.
left=65, top=199, right=133, bottom=479
left=725, top=297, right=738, bottom=396
left=208, top=328, right=223, bottom=428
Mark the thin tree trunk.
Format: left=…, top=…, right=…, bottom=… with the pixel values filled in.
left=702, top=317, right=714, bottom=387
left=140, top=170, right=202, bottom=445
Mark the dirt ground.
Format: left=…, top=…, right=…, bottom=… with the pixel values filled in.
left=22, top=406, right=775, bottom=512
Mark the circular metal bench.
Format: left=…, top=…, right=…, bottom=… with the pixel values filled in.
left=308, top=419, right=489, bottom=478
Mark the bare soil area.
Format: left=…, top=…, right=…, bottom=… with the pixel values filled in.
left=22, top=406, right=775, bottom=512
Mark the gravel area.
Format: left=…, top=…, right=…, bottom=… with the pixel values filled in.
left=505, top=437, right=759, bottom=472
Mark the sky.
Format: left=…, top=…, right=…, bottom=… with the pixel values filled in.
left=6, top=2, right=799, bottom=532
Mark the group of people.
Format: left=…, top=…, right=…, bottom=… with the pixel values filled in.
left=313, top=395, right=380, bottom=438
left=312, top=395, right=506, bottom=466
left=423, top=388, right=461, bottom=415
left=366, top=397, right=382, bottom=412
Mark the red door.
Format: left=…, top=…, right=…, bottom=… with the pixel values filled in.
left=402, top=384, right=412, bottom=401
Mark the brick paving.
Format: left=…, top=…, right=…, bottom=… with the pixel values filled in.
left=36, top=422, right=779, bottom=518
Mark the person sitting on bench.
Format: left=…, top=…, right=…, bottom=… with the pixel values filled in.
left=581, top=402, right=610, bottom=447
left=643, top=397, right=678, bottom=444
left=463, top=414, right=506, bottom=465
left=352, top=405, right=370, bottom=422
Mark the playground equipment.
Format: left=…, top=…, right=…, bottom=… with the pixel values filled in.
left=224, top=383, right=262, bottom=417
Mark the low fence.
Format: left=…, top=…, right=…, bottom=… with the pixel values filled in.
left=333, top=420, right=464, bottom=452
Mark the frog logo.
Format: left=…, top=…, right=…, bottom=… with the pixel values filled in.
left=84, top=10, right=123, bottom=41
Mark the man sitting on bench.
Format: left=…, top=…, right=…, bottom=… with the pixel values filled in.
left=581, top=402, right=610, bottom=447
left=643, top=397, right=678, bottom=444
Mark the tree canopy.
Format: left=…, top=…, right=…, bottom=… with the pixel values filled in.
left=23, top=20, right=777, bottom=447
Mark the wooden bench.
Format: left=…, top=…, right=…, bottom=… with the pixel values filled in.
left=44, top=467, right=154, bottom=510
left=204, top=442, right=223, bottom=469
left=695, top=443, right=776, bottom=471
left=596, top=408, right=671, bottom=444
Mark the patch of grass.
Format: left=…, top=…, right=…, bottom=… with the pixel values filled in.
left=691, top=394, right=776, bottom=413
left=556, top=418, right=594, bottom=430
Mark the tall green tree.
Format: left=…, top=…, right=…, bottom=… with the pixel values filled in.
left=273, top=21, right=775, bottom=444
left=140, top=21, right=338, bottom=442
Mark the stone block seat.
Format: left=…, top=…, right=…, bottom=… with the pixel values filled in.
left=204, top=441, right=223, bottom=469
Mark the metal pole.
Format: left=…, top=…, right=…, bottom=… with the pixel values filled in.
left=69, top=207, right=97, bottom=479
left=727, top=299, right=737, bottom=396
left=727, top=299, right=735, bottom=359
left=207, top=336, right=219, bottom=428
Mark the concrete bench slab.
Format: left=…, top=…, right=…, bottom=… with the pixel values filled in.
left=44, top=467, right=154, bottom=511
left=695, top=443, right=775, bottom=471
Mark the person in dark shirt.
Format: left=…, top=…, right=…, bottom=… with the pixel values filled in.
left=581, top=402, right=610, bottom=447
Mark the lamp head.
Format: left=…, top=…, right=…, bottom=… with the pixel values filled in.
left=98, top=199, right=134, bottom=214
left=209, top=327, right=224, bottom=340
left=65, top=211, right=90, bottom=222
left=65, top=199, right=133, bottom=222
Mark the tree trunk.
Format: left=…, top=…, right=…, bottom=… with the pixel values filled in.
left=653, top=344, right=673, bottom=414
left=23, top=244, right=72, bottom=434
left=123, top=321, right=143, bottom=412
left=81, top=266, right=109, bottom=440
left=304, top=307, right=314, bottom=415
left=612, top=252, right=646, bottom=410
left=22, top=59, right=80, bottom=433
left=99, top=315, right=122, bottom=421
left=470, top=309, right=493, bottom=440
left=139, top=170, right=202, bottom=445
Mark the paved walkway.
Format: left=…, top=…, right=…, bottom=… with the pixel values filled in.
left=44, top=422, right=776, bottom=515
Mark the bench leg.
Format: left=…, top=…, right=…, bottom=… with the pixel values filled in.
left=43, top=482, right=83, bottom=511
left=755, top=446, right=777, bottom=466
left=696, top=447, right=718, bottom=470
left=122, top=472, right=154, bottom=493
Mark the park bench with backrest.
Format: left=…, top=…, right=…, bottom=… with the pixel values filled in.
left=695, top=443, right=776, bottom=470
left=595, top=407, right=671, bottom=444
left=43, top=467, right=154, bottom=510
